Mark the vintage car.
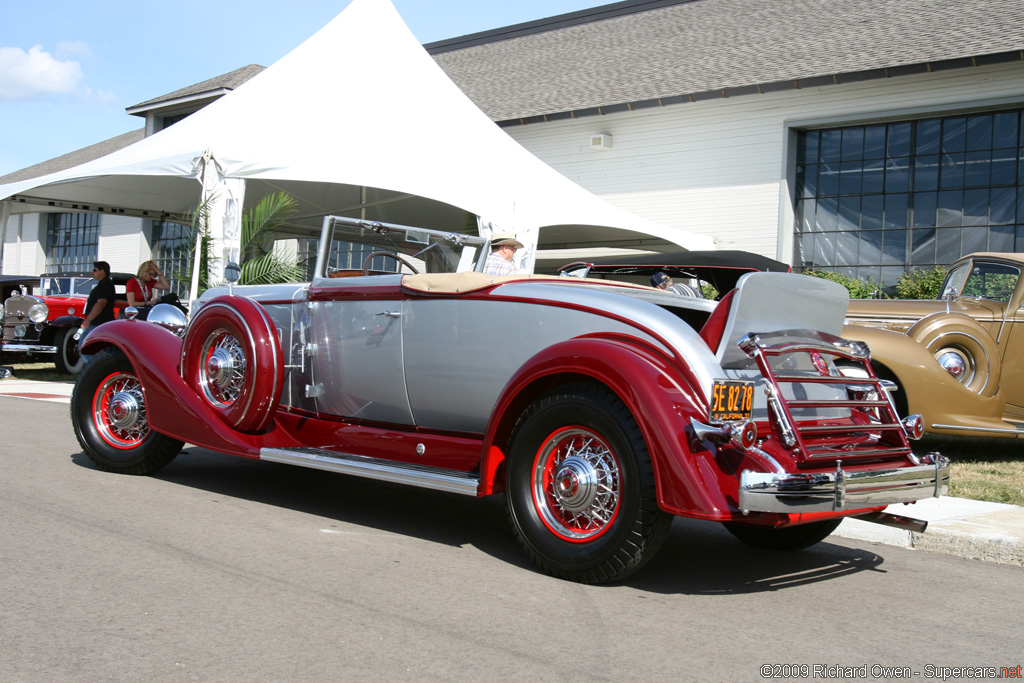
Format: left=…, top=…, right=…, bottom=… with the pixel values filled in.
left=556, top=250, right=791, bottom=297
left=2, top=271, right=132, bottom=374
left=70, top=216, right=948, bottom=583
left=844, top=252, right=1024, bottom=439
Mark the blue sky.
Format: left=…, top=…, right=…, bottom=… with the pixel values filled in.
left=0, top=0, right=605, bottom=177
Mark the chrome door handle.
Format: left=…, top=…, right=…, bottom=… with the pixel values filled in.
left=375, top=311, right=401, bottom=319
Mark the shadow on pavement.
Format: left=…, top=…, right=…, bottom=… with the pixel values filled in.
left=69, top=445, right=886, bottom=593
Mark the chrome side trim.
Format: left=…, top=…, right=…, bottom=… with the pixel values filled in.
left=738, top=456, right=950, bottom=514
left=931, top=423, right=1024, bottom=434
left=260, top=447, right=479, bottom=496
left=0, top=343, right=57, bottom=353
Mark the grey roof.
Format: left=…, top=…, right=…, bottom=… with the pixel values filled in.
left=430, top=0, right=1024, bottom=124
left=6, top=0, right=1022, bottom=183
left=0, top=129, right=145, bottom=185
left=127, top=64, right=266, bottom=111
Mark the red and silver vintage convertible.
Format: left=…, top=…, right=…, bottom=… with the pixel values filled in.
left=71, top=216, right=949, bottom=583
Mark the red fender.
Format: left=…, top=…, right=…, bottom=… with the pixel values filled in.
left=479, top=335, right=739, bottom=518
left=79, top=320, right=266, bottom=457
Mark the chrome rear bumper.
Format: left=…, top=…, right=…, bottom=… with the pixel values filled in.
left=1, top=343, right=57, bottom=354
left=738, top=456, right=950, bottom=514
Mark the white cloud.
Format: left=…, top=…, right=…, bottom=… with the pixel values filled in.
left=0, top=45, right=85, bottom=100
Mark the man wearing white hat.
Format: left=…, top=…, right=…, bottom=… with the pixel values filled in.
left=484, top=234, right=524, bottom=276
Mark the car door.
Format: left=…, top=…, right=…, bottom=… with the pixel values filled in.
left=307, top=274, right=414, bottom=425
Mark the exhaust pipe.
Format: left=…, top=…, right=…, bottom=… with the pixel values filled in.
left=855, top=511, right=928, bottom=533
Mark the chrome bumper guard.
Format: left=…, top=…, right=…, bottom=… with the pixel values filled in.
left=1, top=343, right=57, bottom=354
left=738, top=455, right=950, bottom=514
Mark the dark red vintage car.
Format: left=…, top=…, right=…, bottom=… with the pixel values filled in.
left=2, top=272, right=131, bottom=373
left=70, top=217, right=948, bottom=583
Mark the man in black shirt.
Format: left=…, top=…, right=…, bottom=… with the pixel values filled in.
left=78, top=261, right=116, bottom=364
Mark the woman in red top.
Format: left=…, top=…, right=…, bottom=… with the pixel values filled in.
left=126, top=260, right=171, bottom=308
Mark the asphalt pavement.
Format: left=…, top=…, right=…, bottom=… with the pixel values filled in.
left=2, top=376, right=1021, bottom=567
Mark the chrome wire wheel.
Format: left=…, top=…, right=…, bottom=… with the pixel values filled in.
left=199, top=329, right=247, bottom=407
left=93, top=371, right=149, bottom=449
left=532, top=426, right=621, bottom=542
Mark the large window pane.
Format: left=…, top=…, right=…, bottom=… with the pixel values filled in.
left=888, top=122, right=911, bottom=157
left=885, top=157, right=910, bottom=193
left=942, top=118, right=966, bottom=154
left=862, top=194, right=884, bottom=229
left=821, top=129, right=842, bottom=162
left=940, top=152, right=965, bottom=189
left=917, top=120, right=941, bottom=155
left=46, top=213, right=99, bottom=273
left=884, top=193, right=908, bottom=229
left=862, top=159, right=884, bottom=193
left=864, top=126, right=886, bottom=159
left=991, top=186, right=1016, bottom=225
left=796, top=108, right=1024, bottom=288
left=881, top=229, right=906, bottom=265
left=915, top=155, right=939, bottom=191
left=858, top=230, right=883, bottom=265
left=936, top=228, right=961, bottom=263
left=963, top=188, right=989, bottom=226
left=937, top=190, right=963, bottom=227
left=994, top=111, right=1018, bottom=148
left=964, top=150, right=991, bottom=187
left=966, top=115, right=993, bottom=151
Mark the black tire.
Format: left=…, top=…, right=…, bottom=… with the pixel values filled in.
left=723, top=519, right=841, bottom=551
left=70, top=349, right=184, bottom=475
left=505, top=383, right=671, bottom=584
left=54, top=327, right=85, bottom=375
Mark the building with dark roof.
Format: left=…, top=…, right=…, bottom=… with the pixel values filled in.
left=4, top=0, right=1024, bottom=288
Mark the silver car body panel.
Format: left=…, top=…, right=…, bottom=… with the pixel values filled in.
left=197, top=271, right=854, bottom=429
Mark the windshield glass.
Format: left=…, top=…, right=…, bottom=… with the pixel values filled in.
left=961, top=261, right=1020, bottom=302
left=321, top=218, right=487, bottom=277
left=39, top=277, right=95, bottom=297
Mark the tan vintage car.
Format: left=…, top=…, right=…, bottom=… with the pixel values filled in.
left=843, top=252, right=1024, bottom=439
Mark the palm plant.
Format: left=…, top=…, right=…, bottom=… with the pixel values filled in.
left=239, top=191, right=305, bottom=285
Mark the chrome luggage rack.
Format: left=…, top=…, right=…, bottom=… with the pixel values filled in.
left=738, top=330, right=923, bottom=464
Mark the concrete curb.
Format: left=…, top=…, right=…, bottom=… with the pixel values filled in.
left=835, top=497, right=1024, bottom=566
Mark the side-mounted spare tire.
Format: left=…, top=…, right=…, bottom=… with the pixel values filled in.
left=906, top=312, right=1001, bottom=397
left=180, top=295, right=284, bottom=433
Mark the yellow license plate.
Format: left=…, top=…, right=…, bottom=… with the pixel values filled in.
left=710, top=380, right=755, bottom=421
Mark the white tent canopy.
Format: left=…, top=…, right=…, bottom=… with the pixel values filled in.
left=0, top=0, right=714, bottom=280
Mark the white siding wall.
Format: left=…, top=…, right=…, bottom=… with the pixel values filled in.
left=2, top=213, right=45, bottom=275
left=504, top=61, right=1024, bottom=261
left=99, top=215, right=148, bottom=275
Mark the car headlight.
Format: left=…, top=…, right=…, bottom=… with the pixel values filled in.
left=14, top=324, right=27, bottom=338
left=28, top=302, right=48, bottom=323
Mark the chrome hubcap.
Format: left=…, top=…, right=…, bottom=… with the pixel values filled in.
left=93, top=372, right=149, bottom=447
left=552, top=455, right=600, bottom=512
left=936, top=349, right=971, bottom=383
left=533, top=428, right=621, bottom=540
left=200, top=330, right=246, bottom=406
left=108, top=390, right=142, bottom=430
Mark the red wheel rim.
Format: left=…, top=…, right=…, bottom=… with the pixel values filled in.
left=531, top=426, right=621, bottom=542
left=92, top=371, right=150, bottom=449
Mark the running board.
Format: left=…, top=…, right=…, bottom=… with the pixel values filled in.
left=260, top=447, right=480, bottom=496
